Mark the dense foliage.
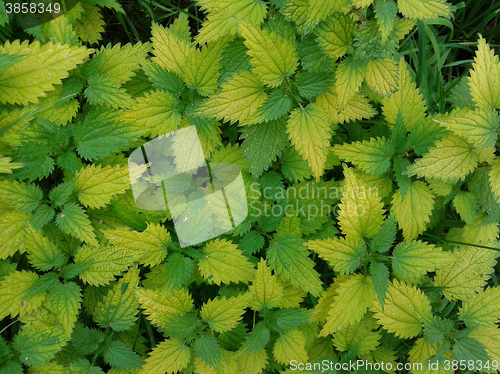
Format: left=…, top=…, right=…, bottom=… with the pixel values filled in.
left=0, top=0, right=499, bottom=373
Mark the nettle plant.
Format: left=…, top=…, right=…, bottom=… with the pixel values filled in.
left=0, top=0, right=500, bottom=373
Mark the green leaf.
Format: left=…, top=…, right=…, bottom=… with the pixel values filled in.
left=287, top=103, right=332, bottom=180
left=392, top=181, right=435, bottom=240
left=75, top=164, right=129, bottom=209
left=297, top=71, right=334, bottom=100
left=196, top=0, right=267, bottom=44
left=74, top=109, right=143, bottom=161
left=48, top=182, right=76, bottom=208
left=269, top=308, right=312, bottom=333
left=0, top=271, right=42, bottom=320
left=141, top=338, right=191, bottom=374
left=163, top=253, right=194, bottom=293
left=181, top=37, right=227, bottom=96
left=468, top=36, right=500, bottom=109
left=452, top=191, right=479, bottom=224
left=375, top=0, right=398, bottom=43
left=197, top=71, right=267, bottom=125
left=297, top=34, right=334, bottom=72
left=198, top=239, right=255, bottom=285
left=320, top=274, right=375, bottom=336
left=489, top=157, right=500, bottom=205
left=273, top=328, right=308, bottom=365
left=372, top=279, right=432, bottom=339
left=452, top=337, right=489, bottom=362
left=422, top=316, right=454, bottom=344
left=236, top=322, right=270, bottom=356
left=141, top=60, right=185, bottom=97
left=279, top=146, right=313, bottom=182
left=338, top=166, right=385, bottom=239
left=433, top=107, right=499, bottom=149
left=74, top=4, right=106, bottom=44
left=104, top=340, right=142, bottom=369
left=370, top=262, right=389, bottom=308
left=397, top=0, right=452, bottom=20
left=48, top=282, right=82, bottom=337
left=94, top=266, right=139, bottom=331
left=333, top=137, right=395, bottom=176
left=392, top=240, right=452, bottom=282
left=194, top=335, right=222, bottom=371
left=368, top=215, right=397, bottom=253
left=12, top=315, right=66, bottom=367
left=334, top=57, right=368, bottom=108
left=55, top=203, right=98, bottom=246
left=240, top=118, right=288, bottom=177
left=219, top=38, right=252, bottom=82
left=435, top=246, right=499, bottom=301
left=24, top=224, right=67, bottom=271
left=84, top=74, right=133, bottom=109
left=248, top=258, right=284, bottom=310
left=307, top=236, right=366, bottom=274
left=0, top=41, right=91, bottom=105
left=74, top=244, right=139, bottom=286
left=71, top=325, right=105, bottom=355
left=315, top=13, right=356, bottom=60
left=200, top=293, right=250, bottom=333
left=267, top=234, right=323, bottom=297
left=458, top=286, right=500, bottom=329
left=0, top=180, right=43, bottom=213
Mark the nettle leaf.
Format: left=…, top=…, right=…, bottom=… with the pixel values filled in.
left=94, top=42, right=150, bottom=85
left=0, top=271, right=43, bottom=320
left=286, top=103, right=332, bottom=180
left=24, top=224, right=67, bottom=271
left=197, top=71, right=267, bottom=125
left=458, top=286, right=500, bottom=329
left=316, top=89, right=377, bottom=124
left=0, top=180, right=43, bottom=213
left=297, top=34, right=334, bottom=72
left=75, top=164, right=130, bottom=209
left=141, top=338, right=191, bottom=374
left=333, top=314, right=381, bottom=355
left=236, top=322, right=270, bottom=356
left=391, top=240, right=453, bottom=282
left=200, top=293, right=250, bottom=333
left=194, top=335, right=222, bottom=371
left=267, top=234, right=323, bottom=297
left=181, top=36, right=227, bottom=96
left=406, top=135, right=479, bottom=182
left=74, top=109, right=144, bottom=161
left=248, top=258, right=284, bottom=310
left=489, top=157, right=500, bottom=204
left=320, top=274, right=375, bottom=337
left=0, top=40, right=91, bottom=105
left=196, top=0, right=267, bottom=44
left=335, top=57, right=368, bottom=108
left=297, top=71, right=334, bottom=100
left=198, top=239, right=255, bottom=285
left=391, top=181, right=435, bottom=240
left=48, top=181, right=76, bottom=208
left=375, top=0, right=398, bottom=43
left=240, top=118, right=288, bottom=177
left=369, top=214, right=397, bottom=253
left=94, top=266, right=139, bottom=331
left=382, top=61, right=426, bottom=129
left=48, top=282, right=82, bottom=337
left=370, top=262, right=389, bottom=308
left=273, top=328, right=308, bottom=365
left=315, top=12, right=356, bottom=60
left=74, top=3, right=106, bottom=44
left=306, top=236, right=366, bottom=274
left=151, top=16, right=193, bottom=76
left=135, top=287, right=193, bottom=329
left=468, top=35, right=500, bottom=110
left=397, top=0, right=452, bottom=20
left=434, top=246, right=499, bottom=300
left=74, top=244, right=139, bottom=286
left=333, top=137, right=395, bottom=176
left=238, top=20, right=299, bottom=87
left=55, top=203, right=98, bottom=246
left=279, top=146, right=313, bottom=182
left=469, top=327, right=500, bottom=362
left=452, top=191, right=479, bottom=224
left=433, top=107, right=499, bottom=149
left=104, top=340, right=143, bottom=370
left=12, top=315, right=66, bottom=367
left=338, top=167, right=385, bottom=239
left=453, top=337, right=490, bottom=363
left=84, top=74, right=133, bottom=109
left=365, top=58, right=398, bottom=97
left=372, top=279, right=432, bottom=339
